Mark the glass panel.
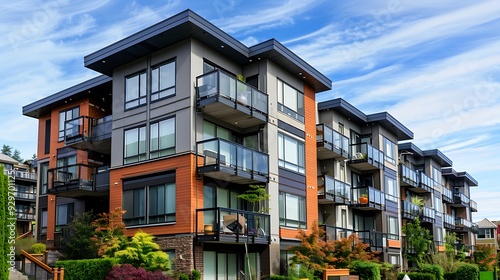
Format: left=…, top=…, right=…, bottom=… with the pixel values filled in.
left=286, top=193, right=299, bottom=221
left=218, top=253, right=226, bottom=280
left=203, top=252, right=216, bottom=280
left=227, top=253, right=237, bottom=280
left=126, top=75, right=139, bottom=100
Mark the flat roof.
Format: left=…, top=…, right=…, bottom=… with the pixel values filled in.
left=85, top=9, right=331, bottom=93
left=318, top=98, right=413, bottom=141
left=442, top=167, right=478, bottom=186
left=22, top=75, right=112, bottom=118
left=398, top=142, right=424, bottom=157
left=422, top=149, right=453, bottom=167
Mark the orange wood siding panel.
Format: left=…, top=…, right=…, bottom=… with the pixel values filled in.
left=387, top=239, right=401, bottom=248
left=46, top=194, right=56, bottom=241
left=109, top=154, right=198, bottom=237
left=304, top=84, right=318, bottom=233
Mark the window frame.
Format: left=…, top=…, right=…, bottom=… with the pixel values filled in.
left=125, top=70, right=147, bottom=110
left=278, top=133, right=305, bottom=174
left=58, top=107, right=79, bottom=141
left=56, top=203, right=74, bottom=229
left=386, top=215, right=399, bottom=240
left=151, top=60, right=176, bottom=102
left=150, top=117, right=176, bottom=159
left=279, top=192, right=306, bottom=229
left=277, top=79, right=304, bottom=122
left=384, top=175, right=398, bottom=202
left=383, top=136, right=396, bottom=165
left=124, top=125, right=147, bottom=164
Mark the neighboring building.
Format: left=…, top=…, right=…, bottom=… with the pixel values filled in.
left=1, top=154, right=37, bottom=235
left=23, top=9, right=331, bottom=278
left=475, top=218, right=498, bottom=250
left=22, top=9, right=481, bottom=278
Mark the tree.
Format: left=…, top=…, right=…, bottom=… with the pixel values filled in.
left=12, top=149, right=23, bottom=163
left=402, top=217, right=432, bottom=265
left=289, top=221, right=378, bottom=276
left=474, top=244, right=497, bottom=271
left=237, top=184, right=270, bottom=213
left=113, top=230, right=171, bottom=272
left=60, top=212, right=99, bottom=260
left=90, top=208, right=127, bottom=257
left=1, top=144, right=12, bottom=157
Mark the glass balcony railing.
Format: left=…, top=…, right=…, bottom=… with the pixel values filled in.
left=16, top=212, right=35, bottom=220
left=453, top=192, right=469, bottom=206
left=352, top=187, right=385, bottom=209
left=399, top=164, right=418, bottom=187
left=47, top=164, right=97, bottom=194
left=442, top=187, right=453, bottom=203
left=349, top=143, right=384, bottom=170
left=64, top=115, right=112, bottom=145
left=443, top=214, right=455, bottom=228
left=470, top=199, right=478, bottom=212
left=13, top=189, right=36, bottom=200
left=356, top=230, right=388, bottom=252
left=402, top=200, right=420, bottom=220
left=3, top=169, right=37, bottom=180
left=421, top=206, right=435, bottom=222
left=196, top=138, right=269, bottom=183
left=195, top=207, right=270, bottom=244
left=321, top=225, right=354, bottom=241
left=455, top=217, right=472, bottom=230
left=317, top=175, right=351, bottom=204
left=316, top=124, right=349, bottom=158
left=419, top=172, right=434, bottom=193
left=196, top=70, right=268, bottom=115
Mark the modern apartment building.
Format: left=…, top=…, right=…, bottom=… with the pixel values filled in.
left=0, top=154, right=37, bottom=235
left=23, top=9, right=331, bottom=278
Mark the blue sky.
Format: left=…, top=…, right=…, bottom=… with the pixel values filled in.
left=1, top=0, right=499, bottom=221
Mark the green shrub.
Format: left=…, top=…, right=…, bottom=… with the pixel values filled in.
left=56, top=258, right=119, bottom=280
left=350, top=261, right=381, bottom=280
left=455, top=263, right=479, bottom=280
left=191, top=269, right=201, bottom=280
left=270, top=275, right=297, bottom=280
left=379, top=262, right=398, bottom=280
left=178, top=273, right=189, bottom=280
left=15, top=238, right=37, bottom=257
left=31, top=243, right=46, bottom=254
left=419, top=263, right=444, bottom=280
left=397, top=272, right=436, bottom=280
left=443, top=272, right=456, bottom=280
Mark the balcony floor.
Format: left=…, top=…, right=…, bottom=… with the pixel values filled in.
left=198, top=164, right=267, bottom=184
left=198, top=96, right=266, bottom=129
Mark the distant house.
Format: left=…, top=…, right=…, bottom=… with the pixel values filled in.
left=476, top=218, right=498, bottom=250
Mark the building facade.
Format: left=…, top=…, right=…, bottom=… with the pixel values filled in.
left=475, top=218, right=498, bottom=250
left=22, top=9, right=479, bottom=278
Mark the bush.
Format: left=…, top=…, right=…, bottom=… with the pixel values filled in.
left=397, top=272, right=436, bottom=280
left=15, top=238, right=37, bottom=257
left=350, top=261, right=381, bottom=280
left=379, top=262, right=398, bottom=280
left=178, top=273, right=189, bottom=280
left=106, top=264, right=172, bottom=280
left=32, top=243, right=46, bottom=254
left=270, top=275, right=297, bottom=280
left=443, top=272, right=456, bottom=280
left=191, top=269, right=201, bottom=280
left=455, top=263, right=479, bottom=280
left=56, top=258, right=119, bottom=280
left=419, top=263, right=444, bottom=280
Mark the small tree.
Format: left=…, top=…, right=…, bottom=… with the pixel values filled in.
left=474, top=244, right=497, bottom=271
left=403, top=217, right=432, bottom=265
left=61, top=212, right=99, bottom=259
left=237, top=184, right=270, bottom=213
left=1, top=144, right=12, bottom=156
left=91, top=208, right=127, bottom=257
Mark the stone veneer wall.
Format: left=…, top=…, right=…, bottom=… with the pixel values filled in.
left=156, top=236, right=204, bottom=275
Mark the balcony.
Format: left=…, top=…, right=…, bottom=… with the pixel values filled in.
left=47, top=164, right=109, bottom=198
left=443, top=214, right=456, bottom=229
left=470, top=199, right=477, bottom=212
left=454, top=217, right=472, bottom=232
left=13, top=188, right=36, bottom=202
left=416, top=172, right=434, bottom=194
left=3, top=169, right=37, bottom=181
left=399, top=164, right=418, bottom=188
left=64, top=115, right=112, bottom=154
left=452, top=192, right=469, bottom=207
left=402, top=200, right=420, bottom=220
left=442, top=187, right=453, bottom=203
left=195, top=207, right=270, bottom=244
left=356, top=230, right=387, bottom=252
left=348, top=143, right=384, bottom=171
left=317, top=175, right=351, bottom=205
left=196, top=70, right=268, bottom=129
left=321, top=225, right=354, bottom=241
left=352, top=187, right=385, bottom=210
left=196, top=138, right=268, bottom=184
left=420, top=206, right=435, bottom=223
left=16, top=212, right=35, bottom=221
left=316, top=124, right=349, bottom=160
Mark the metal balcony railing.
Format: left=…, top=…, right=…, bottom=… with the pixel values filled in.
left=419, top=172, right=434, bottom=192
left=421, top=206, right=435, bottom=222
left=453, top=192, right=469, bottom=206
left=321, top=225, right=354, bottom=241
left=443, top=214, right=455, bottom=229
left=352, top=187, right=385, bottom=210
left=470, top=199, right=478, bottom=212
left=349, top=143, right=384, bottom=169
left=316, top=124, right=349, bottom=158
left=402, top=200, right=420, bottom=220
left=317, top=175, right=351, bottom=204
left=3, top=169, right=37, bottom=180
left=399, top=164, right=418, bottom=187
left=64, top=115, right=112, bottom=145
left=356, top=230, right=388, bottom=252
left=442, top=187, right=453, bottom=203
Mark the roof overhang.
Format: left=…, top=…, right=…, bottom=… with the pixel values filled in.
left=422, top=149, right=453, bottom=167
left=367, top=112, right=413, bottom=141
left=457, top=171, right=478, bottom=186
left=398, top=142, right=424, bottom=157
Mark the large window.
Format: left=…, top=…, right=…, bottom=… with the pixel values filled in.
left=279, top=192, right=306, bottom=229
left=56, top=203, right=74, bottom=230
left=386, top=215, right=399, bottom=239
left=123, top=182, right=176, bottom=226
left=478, top=228, right=494, bottom=239
left=124, top=126, right=146, bottom=164
left=433, top=166, right=442, bottom=184
left=40, top=162, right=49, bottom=195
left=278, top=133, right=305, bottom=174
left=58, top=107, right=79, bottom=141
left=150, top=118, right=175, bottom=159
left=277, top=79, right=304, bottom=122
left=435, top=227, right=443, bottom=245
left=151, top=61, right=176, bottom=101
left=125, top=71, right=147, bottom=110
left=41, top=209, right=47, bottom=235
left=383, top=137, right=396, bottom=165
left=434, top=195, right=442, bottom=214
left=384, top=176, right=398, bottom=202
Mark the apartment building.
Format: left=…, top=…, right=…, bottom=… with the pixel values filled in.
left=23, top=9, right=331, bottom=278
left=316, top=98, right=413, bottom=266
left=398, top=142, right=478, bottom=267
left=1, top=154, right=37, bottom=235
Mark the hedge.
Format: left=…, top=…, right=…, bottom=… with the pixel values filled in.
left=455, top=263, right=479, bottom=280
left=56, top=258, right=119, bottom=280
left=350, top=261, right=381, bottom=280
left=419, top=263, right=444, bottom=280
left=397, top=272, right=436, bottom=280
left=443, top=272, right=456, bottom=280
left=270, top=275, right=297, bottom=280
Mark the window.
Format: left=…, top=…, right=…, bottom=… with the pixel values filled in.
left=433, top=166, right=442, bottom=184
left=125, top=71, right=146, bottom=110
left=203, top=121, right=234, bottom=141
left=56, top=154, right=77, bottom=183
left=277, top=79, right=304, bottom=122
left=151, top=61, right=176, bottom=101
left=56, top=203, right=74, bottom=229
left=123, top=182, right=176, bottom=226
left=384, top=176, right=398, bottom=202
left=387, top=215, right=399, bottom=239
left=434, top=195, right=442, bottom=214
left=389, top=254, right=400, bottom=265
left=150, top=118, right=175, bottom=159
left=165, top=250, right=176, bottom=271
left=41, top=209, right=47, bottom=235
left=383, top=137, right=396, bottom=165
left=58, top=107, right=79, bottom=141
left=124, top=126, right=146, bottom=164
left=44, top=119, right=51, bottom=154
left=435, top=227, right=443, bottom=245
left=40, top=162, right=49, bottom=195
left=279, top=192, right=306, bottom=229
left=278, top=133, right=305, bottom=174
